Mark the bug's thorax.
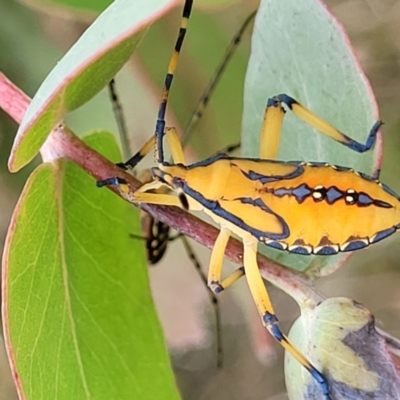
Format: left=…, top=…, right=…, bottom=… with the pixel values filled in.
left=153, top=159, right=233, bottom=199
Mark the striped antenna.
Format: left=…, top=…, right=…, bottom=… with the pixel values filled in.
left=155, top=0, right=194, bottom=164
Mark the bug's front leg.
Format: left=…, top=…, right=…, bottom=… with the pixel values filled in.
left=97, top=176, right=182, bottom=206
left=127, top=179, right=182, bottom=206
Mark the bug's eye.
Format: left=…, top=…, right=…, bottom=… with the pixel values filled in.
left=178, top=192, right=189, bottom=210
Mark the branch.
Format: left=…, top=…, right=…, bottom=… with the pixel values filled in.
left=0, top=72, right=324, bottom=307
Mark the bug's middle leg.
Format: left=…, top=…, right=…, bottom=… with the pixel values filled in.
left=208, top=227, right=245, bottom=294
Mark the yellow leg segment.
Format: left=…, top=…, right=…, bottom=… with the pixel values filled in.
left=243, top=239, right=330, bottom=398
left=136, top=180, right=165, bottom=193
left=259, top=99, right=285, bottom=160
left=220, top=267, right=245, bottom=290
left=133, top=192, right=182, bottom=207
left=258, top=94, right=349, bottom=159
left=243, top=240, right=275, bottom=318
left=117, top=125, right=186, bottom=170
left=290, top=101, right=348, bottom=143
left=120, top=135, right=155, bottom=170
left=259, top=94, right=380, bottom=157
left=165, top=127, right=186, bottom=165
left=140, top=136, right=156, bottom=159
left=208, top=227, right=231, bottom=293
left=207, top=227, right=245, bottom=294
left=287, top=95, right=380, bottom=152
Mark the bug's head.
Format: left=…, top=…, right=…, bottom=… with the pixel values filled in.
left=151, top=164, right=189, bottom=210
left=151, top=162, right=186, bottom=183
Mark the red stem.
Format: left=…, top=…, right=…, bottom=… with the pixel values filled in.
left=0, top=72, right=324, bottom=306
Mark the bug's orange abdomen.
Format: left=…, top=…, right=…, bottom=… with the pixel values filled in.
left=264, top=164, right=400, bottom=252
left=179, top=156, right=400, bottom=254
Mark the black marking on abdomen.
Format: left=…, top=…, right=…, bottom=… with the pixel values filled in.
left=325, top=187, right=343, bottom=204
left=264, top=181, right=393, bottom=209
left=272, top=183, right=311, bottom=203
left=241, top=162, right=304, bottom=184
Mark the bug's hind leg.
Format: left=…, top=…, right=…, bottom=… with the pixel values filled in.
left=276, top=93, right=382, bottom=153
left=259, top=93, right=382, bottom=165
left=243, top=239, right=331, bottom=400
left=260, top=93, right=382, bottom=166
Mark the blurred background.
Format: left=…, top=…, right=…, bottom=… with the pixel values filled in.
left=0, top=0, right=400, bottom=399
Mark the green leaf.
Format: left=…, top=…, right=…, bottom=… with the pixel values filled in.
left=285, top=298, right=400, bottom=399
left=195, top=0, right=239, bottom=8
left=40, top=0, right=113, bottom=13
left=242, top=0, right=381, bottom=272
left=3, top=132, right=180, bottom=400
left=10, top=0, right=176, bottom=172
left=43, top=0, right=236, bottom=13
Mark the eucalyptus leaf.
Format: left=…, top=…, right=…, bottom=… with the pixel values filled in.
left=3, top=132, right=180, bottom=400
left=242, top=0, right=381, bottom=273
left=10, top=0, right=176, bottom=172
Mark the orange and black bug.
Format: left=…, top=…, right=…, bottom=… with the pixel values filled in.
left=97, top=1, right=400, bottom=398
